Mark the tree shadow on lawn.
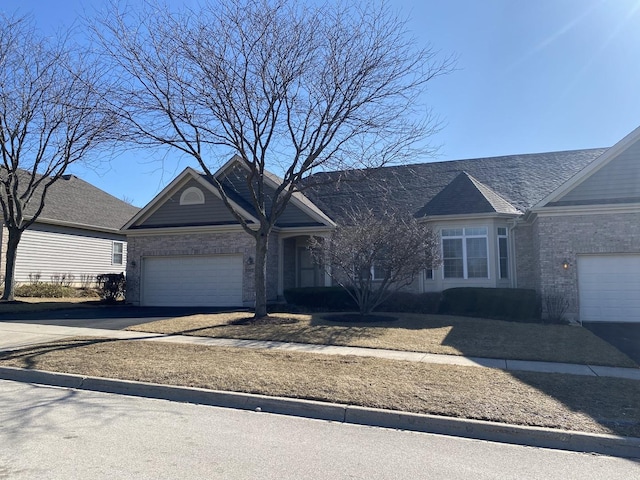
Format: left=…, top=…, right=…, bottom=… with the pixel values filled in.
left=506, top=369, right=640, bottom=439
left=440, top=323, right=640, bottom=439
left=0, top=336, right=165, bottom=371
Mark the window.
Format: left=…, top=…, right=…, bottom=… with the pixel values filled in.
left=442, top=227, right=488, bottom=279
left=179, top=186, right=205, bottom=205
left=112, top=242, right=124, bottom=265
left=372, top=261, right=389, bottom=281
left=425, top=269, right=433, bottom=280
left=497, top=227, right=509, bottom=279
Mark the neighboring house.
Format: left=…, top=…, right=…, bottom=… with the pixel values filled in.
left=0, top=174, right=140, bottom=286
left=123, top=126, right=640, bottom=323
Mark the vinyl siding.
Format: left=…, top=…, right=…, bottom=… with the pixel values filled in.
left=554, top=139, right=640, bottom=205
left=138, top=179, right=238, bottom=227
left=14, top=223, right=127, bottom=285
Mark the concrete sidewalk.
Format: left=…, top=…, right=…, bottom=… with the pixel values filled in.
left=1, top=322, right=639, bottom=380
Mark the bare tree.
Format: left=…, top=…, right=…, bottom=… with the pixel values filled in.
left=93, top=0, right=453, bottom=318
left=0, top=14, right=117, bottom=301
left=309, top=208, right=440, bottom=315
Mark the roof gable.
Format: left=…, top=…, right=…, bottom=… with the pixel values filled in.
left=415, top=172, right=521, bottom=217
left=537, top=126, right=640, bottom=208
left=123, top=167, right=259, bottom=230
left=124, top=159, right=335, bottom=231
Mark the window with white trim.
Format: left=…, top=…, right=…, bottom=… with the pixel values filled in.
left=497, top=227, right=509, bottom=279
left=371, top=261, right=389, bottom=281
left=112, top=242, right=124, bottom=265
left=442, top=227, right=488, bottom=279
left=179, top=186, right=205, bottom=205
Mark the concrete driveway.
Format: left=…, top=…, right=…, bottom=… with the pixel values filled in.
left=583, top=322, right=640, bottom=365
left=0, top=305, right=248, bottom=330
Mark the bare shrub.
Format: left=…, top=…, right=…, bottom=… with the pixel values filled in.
left=544, top=290, right=569, bottom=324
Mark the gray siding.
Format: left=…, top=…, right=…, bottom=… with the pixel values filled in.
left=12, top=223, right=127, bottom=285
left=139, top=179, right=238, bottom=227
left=553, top=139, right=640, bottom=205
left=221, top=166, right=321, bottom=226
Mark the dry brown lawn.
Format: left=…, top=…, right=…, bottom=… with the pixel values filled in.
left=1, top=337, right=638, bottom=437
left=127, top=312, right=637, bottom=367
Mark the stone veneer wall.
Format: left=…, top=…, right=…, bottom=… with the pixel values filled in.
left=536, top=212, right=640, bottom=320
left=125, top=230, right=278, bottom=306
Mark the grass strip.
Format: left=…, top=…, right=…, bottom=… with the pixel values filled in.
left=127, top=312, right=638, bottom=367
left=1, top=337, right=638, bottom=437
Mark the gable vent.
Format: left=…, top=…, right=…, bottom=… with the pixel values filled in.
left=180, top=186, right=205, bottom=205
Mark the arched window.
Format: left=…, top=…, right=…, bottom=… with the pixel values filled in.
left=179, top=186, right=205, bottom=205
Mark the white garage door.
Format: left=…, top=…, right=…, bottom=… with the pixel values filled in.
left=142, top=255, right=243, bottom=307
left=578, top=255, right=640, bottom=323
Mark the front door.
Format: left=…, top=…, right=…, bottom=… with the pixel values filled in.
left=297, top=247, right=323, bottom=287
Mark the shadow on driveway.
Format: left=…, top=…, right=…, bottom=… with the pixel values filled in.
left=583, top=322, right=640, bottom=365
left=0, top=306, right=249, bottom=330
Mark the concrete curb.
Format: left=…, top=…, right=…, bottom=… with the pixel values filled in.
left=1, top=365, right=639, bottom=459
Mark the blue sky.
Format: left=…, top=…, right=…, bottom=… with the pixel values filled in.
left=2, top=0, right=640, bottom=207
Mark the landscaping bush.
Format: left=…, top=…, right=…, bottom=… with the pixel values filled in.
left=439, top=287, right=541, bottom=322
left=96, top=273, right=126, bottom=303
left=543, top=290, right=570, bottom=324
left=284, top=287, right=357, bottom=311
left=378, top=291, right=442, bottom=314
left=15, top=282, right=76, bottom=298
left=50, top=273, right=75, bottom=287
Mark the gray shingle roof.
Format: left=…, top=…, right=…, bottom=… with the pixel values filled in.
left=25, top=174, right=140, bottom=231
left=415, top=171, right=521, bottom=217
left=304, top=148, right=607, bottom=222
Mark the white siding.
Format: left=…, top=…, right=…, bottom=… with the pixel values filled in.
left=14, top=224, right=127, bottom=285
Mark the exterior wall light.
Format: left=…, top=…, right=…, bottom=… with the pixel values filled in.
left=562, top=259, right=570, bottom=270
left=246, top=256, right=254, bottom=265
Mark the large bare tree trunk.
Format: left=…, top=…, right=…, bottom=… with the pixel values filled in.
left=254, top=230, right=269, bottom=318
left=2, top=227, right=22, bottom=301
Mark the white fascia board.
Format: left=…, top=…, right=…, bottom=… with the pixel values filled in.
left=121, top=167, right=196, bottom=230
left=121, top=166, right=259, bottom=231
left=533, top=125, right=640, bottom=209
left=125, top=224, right=253, bottom=237
left=417, top=212, right=522, bottom=223
left=275, top=225, right=336, bottom=238
left=32, top=217, right=124, bottom=235
left=534, top=203, right=640, bottom=217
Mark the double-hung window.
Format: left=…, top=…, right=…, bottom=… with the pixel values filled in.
left=112, top=242, right=124, bottom=265
left=442, top=227, right=488, bottom=279
left=497, top=227, right=509, bottom=279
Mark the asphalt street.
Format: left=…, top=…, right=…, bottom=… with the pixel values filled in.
left=1, top=380, right=638, bottom=479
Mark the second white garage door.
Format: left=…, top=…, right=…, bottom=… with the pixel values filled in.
left=142, top=255, right=243, bottom=307
left=578, top=254, right=640, bottom=323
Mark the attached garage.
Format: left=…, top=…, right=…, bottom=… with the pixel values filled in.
left=142, top=255, right=244, bottom=307
left=578, top=255, right=640, bottom=323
